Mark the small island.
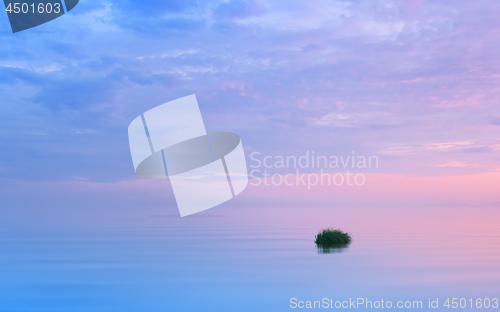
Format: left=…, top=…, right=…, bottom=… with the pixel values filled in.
left=315, top=228, right=352, bottom=252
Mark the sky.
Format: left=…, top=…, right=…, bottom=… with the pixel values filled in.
left=1, top=0, right=500, bottom=226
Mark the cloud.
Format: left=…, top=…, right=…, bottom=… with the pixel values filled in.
left=433, top=161, right=478, bottom=168
left=490, top=117, right=500, bottom=126
left=213, top=0, right=265, bottom=19
left=381, top=141, right=483, bottom=155
left=32, top=78, right=116, bottom=111
left=381, top=141, right=492, bottom=155
left=309, top=112, right=400, bottom=129
left=459, top=146, right=493, bottom=153
left=2, top=0, right=500, bottom=185
left=114, top=0, right=200, bottom=17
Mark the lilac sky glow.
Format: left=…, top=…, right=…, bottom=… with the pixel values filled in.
left=1, top=0, right=500, bottom=225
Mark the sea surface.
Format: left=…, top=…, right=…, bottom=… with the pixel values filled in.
left=0, top=206, right=499, bottom=311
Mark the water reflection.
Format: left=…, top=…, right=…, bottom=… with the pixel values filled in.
left=0, top=206, right=499, bottom=311
left=316, top=244, right=350, bottom=254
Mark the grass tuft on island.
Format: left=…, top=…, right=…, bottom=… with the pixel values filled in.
left=314, top=228, right=352, bottom=247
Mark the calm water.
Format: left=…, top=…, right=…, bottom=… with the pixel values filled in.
left=0, top=206, right=499, bottom=311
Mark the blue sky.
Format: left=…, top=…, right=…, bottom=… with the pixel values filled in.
left=1, top=0, right=500, bottom=223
